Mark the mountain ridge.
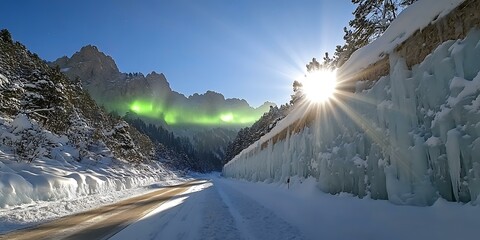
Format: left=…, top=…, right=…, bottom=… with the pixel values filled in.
left=50, top=45, right=274, bottom=126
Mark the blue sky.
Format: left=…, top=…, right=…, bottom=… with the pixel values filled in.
left=1, top=0, right=354, bottom=107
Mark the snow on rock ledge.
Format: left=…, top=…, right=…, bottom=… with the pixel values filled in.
left=224, top=29, right=480, bottom=205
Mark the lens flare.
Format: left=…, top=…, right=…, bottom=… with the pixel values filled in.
left=302, top=69, right=337, bottom=103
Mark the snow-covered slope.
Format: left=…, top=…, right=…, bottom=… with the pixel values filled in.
left=0, top=114, right=178, bottom=208
left=0, top=30, right=184, bottom=214
left=224, top=27, right=480, bottom=205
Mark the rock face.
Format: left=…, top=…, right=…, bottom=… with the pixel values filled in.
left=52, top=46, right=172, bottom=115
left=224, top=28, right=480, bottom=205
left=60, top=46, right=119, bottom=92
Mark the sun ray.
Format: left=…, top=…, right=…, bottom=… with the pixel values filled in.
left=301, top=69, right=338, bottom=104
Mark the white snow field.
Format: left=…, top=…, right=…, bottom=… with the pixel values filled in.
left=112, top=175, right=480, bottom=240
left=224, top=10, right=480, bottom=204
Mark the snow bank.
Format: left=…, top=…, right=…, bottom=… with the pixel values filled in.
left=224, top=28, right=480, bottom=205
left=0, top=114, right=179, bottom=208
left=0, top=152, right=175, bottom=208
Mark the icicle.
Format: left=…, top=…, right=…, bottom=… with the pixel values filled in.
left=446, top=128, right=461, bottom=201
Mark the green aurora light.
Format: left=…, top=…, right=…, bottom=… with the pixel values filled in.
left=129, top=100, right=164, bottom=118
left=128, top=100, right=262, bottom=126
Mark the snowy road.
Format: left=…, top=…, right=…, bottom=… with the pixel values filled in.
left=111, top=176, right=305, bottom=240
left=2, top=176, right=480, bottom=240
left=112, top=175, right=480, bottom=240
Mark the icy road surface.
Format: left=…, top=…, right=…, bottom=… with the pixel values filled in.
left=112, top=175, right=480, bottom=240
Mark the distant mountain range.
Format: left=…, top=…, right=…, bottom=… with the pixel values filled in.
left=50, top=45, right=274, bottom=170
left=51, top=45, right=273, bottom=128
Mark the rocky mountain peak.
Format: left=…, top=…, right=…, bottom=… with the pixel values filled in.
left=50, top=45, right=120, bottom=84
left=45, top=43, right=276, bottom=172
left=71, top=45, right=119, bottom=73
left=50, top=45, right=124, bottom=103
left=146, top=71, right=171, bottom=92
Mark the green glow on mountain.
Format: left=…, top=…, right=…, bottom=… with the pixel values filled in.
left=220, top=113, right=234, bottom=122
left=128, top=99, right=265, bottom=126
left=129, top=100, right=163, bottom=118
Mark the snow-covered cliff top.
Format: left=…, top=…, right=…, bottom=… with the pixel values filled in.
left=338, top=0, right=465, bottom=78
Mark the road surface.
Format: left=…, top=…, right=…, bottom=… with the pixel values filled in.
left=2, top=176, right=480, bottom=240
left=110, top=177, right=305, bottom=240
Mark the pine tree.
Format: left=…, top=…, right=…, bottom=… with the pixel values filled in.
left=335, top=0, right=418, bottom=66
left=290, top=80, right=303, bottom=105
left=0, top=29, right=12, bottom=43
left=306, top=58, right=321, bottom=72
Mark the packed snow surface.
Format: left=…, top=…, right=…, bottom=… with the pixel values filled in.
left=112, top=175, right=480, bottom=240
left=225, top=28, right=480, bottom=205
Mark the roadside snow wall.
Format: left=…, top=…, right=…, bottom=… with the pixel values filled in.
left=224, top=0, right=480, bottom=205
left=0, top=115, right=177, bottom=208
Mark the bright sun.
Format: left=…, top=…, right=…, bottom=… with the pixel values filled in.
left=301, top=69, right=337, bottom=103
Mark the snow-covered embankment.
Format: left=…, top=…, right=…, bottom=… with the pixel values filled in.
left=0, top=114, right=178, bottom=209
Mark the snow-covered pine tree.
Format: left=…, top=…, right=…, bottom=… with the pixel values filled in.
left=334, top=0, right=418, bottom=67
left=290, top=80, right=303, bottom=105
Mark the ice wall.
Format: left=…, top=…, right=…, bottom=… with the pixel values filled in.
left=223, top=29, right=480, bottom=205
